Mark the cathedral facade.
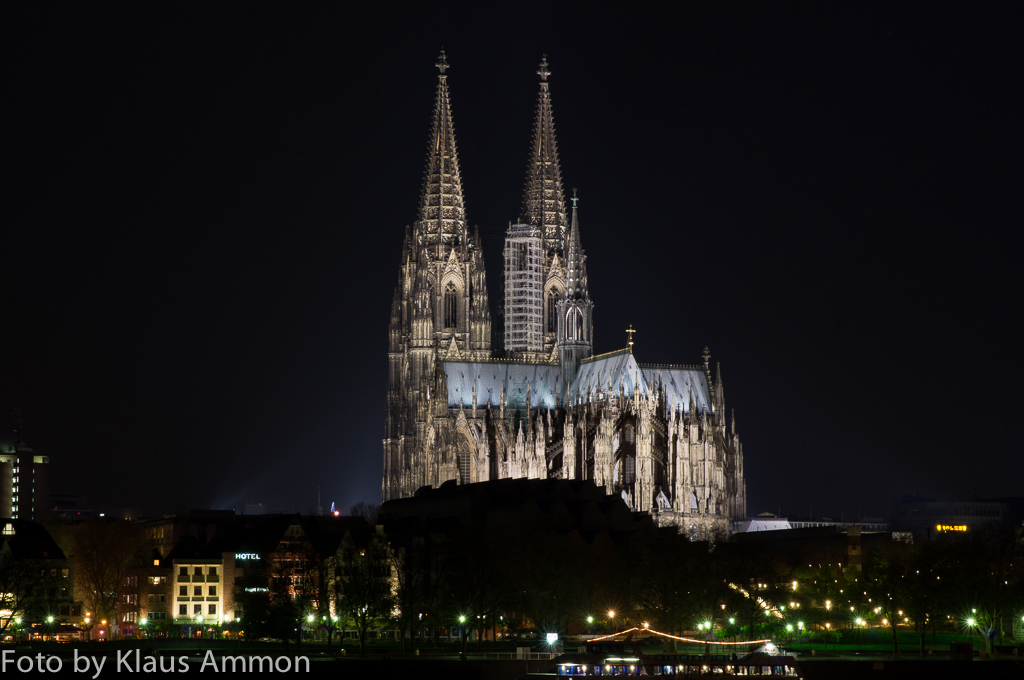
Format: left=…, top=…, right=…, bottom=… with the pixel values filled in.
left=383, top=54, right=746, bottom=537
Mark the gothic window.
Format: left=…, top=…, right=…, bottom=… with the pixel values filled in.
left=622, top=454, right=636, bottom=485
left=565, top=306, right=583, bottom=341
left=444, top=283, right=458, bottom=328
left=617, top=423, right=637, bottom=486
left=547, top=291, right=558, bottom=333
left=456, top=436, right=472, bottom=484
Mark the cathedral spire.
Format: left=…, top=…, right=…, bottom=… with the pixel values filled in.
left=564, top=190, right=588, bottom=300
left=556, top=190, right=593, bottom=381
left=418, top=50, right=467, bottom=249
left=521, top=55, right=568, bottom=255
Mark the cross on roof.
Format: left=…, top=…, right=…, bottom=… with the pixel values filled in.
left=537, top=55, right=550, bottom=81
left=626, top=324, right=637, bottom=353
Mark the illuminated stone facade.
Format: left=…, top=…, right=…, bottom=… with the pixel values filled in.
left=383, top=55, right=746, bottom=538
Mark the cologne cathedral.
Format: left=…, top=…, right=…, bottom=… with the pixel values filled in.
left=383, top=53, right=746, bottom=537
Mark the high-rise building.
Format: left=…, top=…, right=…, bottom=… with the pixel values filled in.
left=383, top=54, right=745, bottom=538
left=1, top=413, right=50, bottom=521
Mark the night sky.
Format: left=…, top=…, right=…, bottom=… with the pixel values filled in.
left=5, top=4, right=1020, bottom=519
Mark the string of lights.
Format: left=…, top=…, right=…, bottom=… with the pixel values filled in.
left=588, top=626, right=771, bottom=646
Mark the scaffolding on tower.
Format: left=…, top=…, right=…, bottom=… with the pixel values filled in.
left=503, top=223, right=544, bottom=355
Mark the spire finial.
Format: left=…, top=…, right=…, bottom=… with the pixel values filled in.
left=436, top=49, right=449, bottom=76
left=537, top=54, right=551, bottom=82
left=626, top=324, right=637, bottom=353
left=571, top=187, right=579, bottom=209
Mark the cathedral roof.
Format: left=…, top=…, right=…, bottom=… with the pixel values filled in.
left=571, top=350, right=646, bottom=402
left=640, top=366, right=712, bottom=415
left=444, top=361, right=564, bottom=410
left=444, top=351, right=712, bottom=415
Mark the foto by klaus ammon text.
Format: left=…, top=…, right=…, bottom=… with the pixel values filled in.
left=2, top=650, right=311, bottom=675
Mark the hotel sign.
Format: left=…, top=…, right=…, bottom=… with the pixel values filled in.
left=235, top=552, right=261, bottom=560
left=936, top=524, right=967, bottom=532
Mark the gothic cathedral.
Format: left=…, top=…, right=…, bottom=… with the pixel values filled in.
left=383, top=54, right=746, bottom=537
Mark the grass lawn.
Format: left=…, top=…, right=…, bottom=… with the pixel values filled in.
left=784, top=629, right=989, bottom=655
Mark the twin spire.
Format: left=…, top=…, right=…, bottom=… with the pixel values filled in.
left=417, top=50, right=467, bottom=247
left=521, top=55, right=569, bottom=254
left=416, top=52, right=582, bottom=282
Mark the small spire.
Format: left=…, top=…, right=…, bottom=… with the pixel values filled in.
left=564, top=189, right=588, bottom=300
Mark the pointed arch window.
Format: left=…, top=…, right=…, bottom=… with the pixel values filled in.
left=565, top=306, right=583, bottom=341
left=621, top=424, right=636, bottom=485
left=444, top=283, right=458, bottom=328
left=547, top=291, right=558, bottom=333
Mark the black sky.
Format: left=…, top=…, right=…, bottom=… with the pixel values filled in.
left=5, top=3, right=1020, bottom=519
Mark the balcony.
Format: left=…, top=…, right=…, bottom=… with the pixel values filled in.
left=192, top=575, right=205, bottom=583
left=207, top=575, right=219, bottom=583
left=176, top=574, right=190, bottom=583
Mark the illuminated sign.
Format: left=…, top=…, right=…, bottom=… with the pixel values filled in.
left=244, top=587, right=269, bottom=593
left=936, top=524, right=967, bottom=532
left=235, top=552, right=261, bottom=560
left=546, top=633, right=558, bottom=644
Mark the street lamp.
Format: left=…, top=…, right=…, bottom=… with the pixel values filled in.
left=608, top=610, right=616, bottom=633
left=140, top=617, right=148, bottom=639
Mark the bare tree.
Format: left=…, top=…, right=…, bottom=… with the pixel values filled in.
left=348, top=502, right=380, bottom=526
left=389, top=534, right=442, bottom=652
left=335, top=531, right=394, bottom=655
left=72, top=519, right=147, bottom=636
left=0, top=553, right=62, bottom=634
